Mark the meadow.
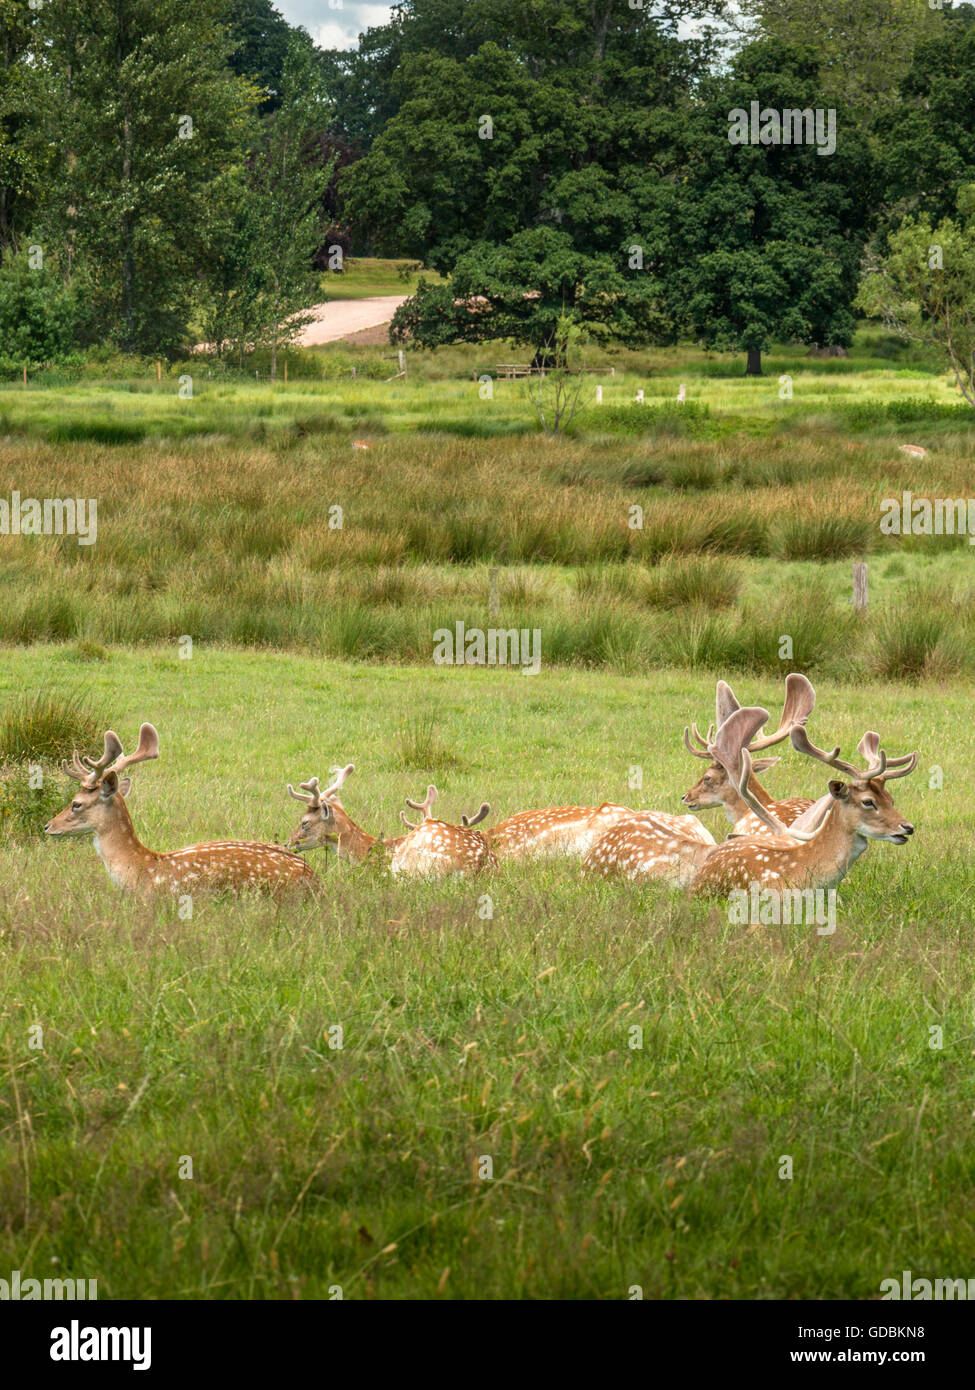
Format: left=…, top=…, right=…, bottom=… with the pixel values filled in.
left=2, top=327, right=975, bottom=681
left=1, top=316, right=974, bottom=1300
left=0, top=652, right=971, bottom=1300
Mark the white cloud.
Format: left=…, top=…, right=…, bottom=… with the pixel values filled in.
left=278, top=1, right=394, bottom=51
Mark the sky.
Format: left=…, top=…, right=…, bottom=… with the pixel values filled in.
left=277, top=0, right=394, bottom=51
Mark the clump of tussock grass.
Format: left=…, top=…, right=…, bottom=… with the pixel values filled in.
left=396, top=711, right=464, bottom=771
left=0, top=764, right=65, bottom=841
left=0, top=689, right=106, bottom=764
left=774, top=512, right=874, bottom=562
left=641, top=556, right=742, bottom=610
left=868, top=604, right=968, bottom=683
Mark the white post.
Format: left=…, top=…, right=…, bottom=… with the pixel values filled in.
left=636, top=389, right=644, bottom=404
left=596, top=385, right=603, bottom=404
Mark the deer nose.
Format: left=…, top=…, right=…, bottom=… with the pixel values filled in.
left=900, top=822, right=914, bottom=836
left=680, top=794, right=690, bottom=804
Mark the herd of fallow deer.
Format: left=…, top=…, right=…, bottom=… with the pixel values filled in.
left=44, top=672, right=917, bottom=906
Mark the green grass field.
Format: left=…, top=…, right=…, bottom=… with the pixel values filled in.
left=319, top=256, right=446, bottom=300
left=0, top=652, right=971, bottom=1299
left=1, top=327, right=974, bottom=1299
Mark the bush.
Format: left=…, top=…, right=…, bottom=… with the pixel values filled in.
left=0, top=252, right=89, bottom=368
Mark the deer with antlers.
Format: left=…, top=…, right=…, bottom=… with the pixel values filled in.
left=691, top=707, right=918, bottom=895
left=287, top=764, right=404, bottom=865
left=682, top=673, right=817, bottom=836
left=392, top=784, right=497, bottom=877
left=46, top=724, right=316, bottom=893
left=286, top=772, right=495, bottom=878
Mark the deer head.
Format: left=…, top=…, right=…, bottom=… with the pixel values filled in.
left=788, top=726, right=918, bottom=844
left=682, top=673, right=815, bottom=818
left=45, top=724, right=159, bottom=838
left=285, top=764, right=355, bottom=852
left=710, top=712, right=917, bottom=846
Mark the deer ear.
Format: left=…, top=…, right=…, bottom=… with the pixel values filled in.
left=117, top=776, right=132, bottom=798
left=100, top=771, right=120, bottom=800
left=828, top=779, right=850, bottom=801
left=750, top=757, right=780, bottom=774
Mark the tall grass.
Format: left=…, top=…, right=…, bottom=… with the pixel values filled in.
left=0, top=688, right=105, bottom=763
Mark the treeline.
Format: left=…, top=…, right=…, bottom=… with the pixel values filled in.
left=2, top=0, right=975, bottom=377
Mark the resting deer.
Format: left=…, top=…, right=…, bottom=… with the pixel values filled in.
left=582, top=807, right=714, bottom=886
left=484, top=799, right=714, bottom=861
left=691, top=708, right=918, bottom=895
left=682, top=673, right=816, bottom=836
left=287, top=764, right=404, bottom=864
left=286, top=772, right=494, bottom=878
left=392, top=784, right=497, bottom=877
left=45, top=724, right=315, bottom=893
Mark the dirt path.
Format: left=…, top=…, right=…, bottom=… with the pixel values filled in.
left=296, top=295, right=409, bottom=346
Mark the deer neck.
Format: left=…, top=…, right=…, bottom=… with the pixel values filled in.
left=725, top=775, right=773, bottom=824
left=795, top=802, right=864, bottom=888
left=92, top=801, right=160, bottom=890
left=335, top=818, right=378, bottom=864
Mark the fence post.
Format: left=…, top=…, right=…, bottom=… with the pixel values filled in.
left=853, top=561, right=868, bottom=614
left=398, top=349, right=406, bottom=376
left=488, top=567, right=500, bottom=619
left=22, top=363, right=27, bottom=387
left=284, top=359, right=288, bottom=384
left=595, top=385, right=603, bottom=404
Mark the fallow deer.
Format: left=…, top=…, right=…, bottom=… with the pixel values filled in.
left=691, top=708, right=918, bottom=895
left=286, top=764, right=403, bottom=864
left=682, top=673, right=816, bottom=836
left=45, top=724, right=315, bottom=893
left=484, top=801, right=713, bottom=861
left=581, top=808, right=714, bottom=886
left=286, top=773, right=495, bottom=878
left=392, top=785, right=497, bottom=877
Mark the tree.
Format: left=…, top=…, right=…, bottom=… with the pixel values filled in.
left=0, top=0, right=45, bottom=250
left=874, top=6, right=975, bottom=227
left=526, top=315, right=590, bottom=434
left=227, top=0, right=312, bottom=113
left=390, top=226, right=666, bottom=360
left=658, top=40, right=876, bottom=374
left=736, top=0, right=939, bottom=128
left=342, top=1, right=711, bottom=352
left=202, top=34, right=334, bottom=375
left=35, top=0, right=255, bottom=356
left=856, top=187, right=975, bottom=408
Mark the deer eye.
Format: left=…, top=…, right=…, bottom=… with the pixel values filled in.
left=71, top=801, right=82, bottom=811
left=861, top=798, right=876, bottom=809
